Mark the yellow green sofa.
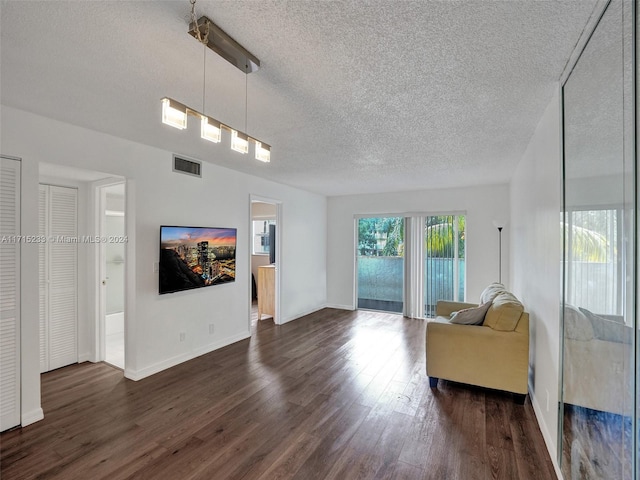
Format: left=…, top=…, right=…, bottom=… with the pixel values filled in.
left=425, top=287, right=529, bottom=402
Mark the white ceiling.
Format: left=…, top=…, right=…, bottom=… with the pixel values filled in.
left=1, top=0, right=598, bottom=196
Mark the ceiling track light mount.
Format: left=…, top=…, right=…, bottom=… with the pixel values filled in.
left=161, top=0, right=270, bottom=163
left=188, top=16, right=260, bottom=74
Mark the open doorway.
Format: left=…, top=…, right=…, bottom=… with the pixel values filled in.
left=249, top=198, right=280, bottom=328
left=99, top=182, right=126, bottom=369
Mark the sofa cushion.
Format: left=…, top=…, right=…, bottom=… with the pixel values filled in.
left=579, top=307, right=631, bottom=344
left=449, top=302, right=491, bottom=325
left=483, top=292, right=524, bottom=331
left=479, top=282, right=506, bottom=305
left=564, top=305, right=594, bottom=341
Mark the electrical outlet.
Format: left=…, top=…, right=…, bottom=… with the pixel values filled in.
left=209, top=324, right=214, bottom=335
left=179, top=332, right=185, bottom=342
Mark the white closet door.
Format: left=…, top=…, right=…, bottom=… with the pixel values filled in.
left=0, top=158, right=21, bottom=431
left=38, top=185, right=48, bottom=372
left=39, top=185, right=77, bottom=372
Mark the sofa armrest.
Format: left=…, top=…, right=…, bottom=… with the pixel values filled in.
left=435, top=300, right=479, bottom=317
left=426, top=318, right=529, bottom=394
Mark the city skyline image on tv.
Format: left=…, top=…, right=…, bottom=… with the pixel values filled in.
left=159, top=226, right=237, bottom=295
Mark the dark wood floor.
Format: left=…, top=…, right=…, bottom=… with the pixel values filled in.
left=1, top=308, right=556, bottom=479
left=562, top=404, right=633, bottom=479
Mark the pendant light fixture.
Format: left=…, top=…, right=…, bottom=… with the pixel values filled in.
left=161, top=98, right=188, bottom=130
left=161, top=0, right=270, bottom=163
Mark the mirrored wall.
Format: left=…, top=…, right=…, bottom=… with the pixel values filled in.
left=561, top=0, right=636, bottom=478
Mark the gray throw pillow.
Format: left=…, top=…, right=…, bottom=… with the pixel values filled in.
left=450, top=302, right=492, bottom=325
left=564, top=305, right=594, bottom=341
left=579, top=307, right=632, bottom=344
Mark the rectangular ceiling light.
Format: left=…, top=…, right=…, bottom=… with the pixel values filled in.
left=162, top=97, right=188, bottom=129
left=255, top=142, right=271, bottom=163
left=201, top=116, right=222, bottom=143
left=231, top=130, right=249, bottom=154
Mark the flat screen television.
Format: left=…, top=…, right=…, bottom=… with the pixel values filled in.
left=159, top=225, right=236, bottom=295
left=269, top=223, right=276, bottom=264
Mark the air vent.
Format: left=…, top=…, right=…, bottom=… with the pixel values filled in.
left=173, top=155, right=202, bottom=178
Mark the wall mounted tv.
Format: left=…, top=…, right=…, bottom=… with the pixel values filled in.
left=159, top=226, right=237, bottom=295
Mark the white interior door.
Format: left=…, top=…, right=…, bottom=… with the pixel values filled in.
left=0, top=157, right=21, bottom=431
left=39, top=184, right=78, bottom=372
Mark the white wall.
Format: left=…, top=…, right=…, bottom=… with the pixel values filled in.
left=2, top=106, right=327, bottom=422
left=510, top=88, right=562, bottom=470
left=327, top=184, right=511, bottom=309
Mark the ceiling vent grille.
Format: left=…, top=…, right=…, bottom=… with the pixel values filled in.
left=173, top=155, right=202, bottom=178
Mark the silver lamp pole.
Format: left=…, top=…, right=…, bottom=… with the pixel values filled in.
left=498, top=226, right=503, bottom=283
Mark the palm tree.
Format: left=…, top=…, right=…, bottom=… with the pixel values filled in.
left=425, top=216, right=465, bottom=258
left=381, top=217, right=403, bottom=256
left=357, top=217, right=404, bottom=256
left=564, top=223, right=609, bottom=262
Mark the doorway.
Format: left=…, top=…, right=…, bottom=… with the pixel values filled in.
left=99, top=182, right=126, bottom=369
left=249, top=197, right=281, bottom=327
left=39, top=184, right=78, bottom=373
left=355, top=214, right=466, bottom=317
left=356, top=216, right=404, bottom=313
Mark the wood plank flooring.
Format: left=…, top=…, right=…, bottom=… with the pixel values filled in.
left=1, top=308, right=557, bottom=479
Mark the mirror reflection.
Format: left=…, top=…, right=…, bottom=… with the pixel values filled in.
left=561, top=0, right=635, bottom=478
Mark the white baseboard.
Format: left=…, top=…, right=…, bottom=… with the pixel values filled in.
left=280, top=304, right=328, bottom=324
left=124, top=331, right=251, bottom=381
left=78, top=352, right=92, bottom=363
left=22, top=407, right=44, bottom=427
left=325, top=304, right=355, bottom=311
left=530, top=386, right=563, bottom=480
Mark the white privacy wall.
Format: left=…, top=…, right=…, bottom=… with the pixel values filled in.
left=2, top=106, right=327, bottom=419
left=326, top=184, right=511, bottom=309
left=509, top=89, right=562, bottom=468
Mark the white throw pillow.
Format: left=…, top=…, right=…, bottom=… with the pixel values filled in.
left=479, top=282, right=506, bottom=304
left=450, top=302, right=492, bottom=325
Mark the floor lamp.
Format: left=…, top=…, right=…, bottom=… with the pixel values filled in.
left=497, top=226, right=503, bottom=283
left=493, top=220, right=505, bottom=284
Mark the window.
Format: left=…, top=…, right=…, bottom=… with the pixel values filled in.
left=252, top=219, right=275, bottom=255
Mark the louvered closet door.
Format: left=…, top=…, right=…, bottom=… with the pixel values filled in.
left=39, top=185, right=77, bottom=372
left=38, top=186, right=48, bottom=372
left=0, top=158, right=21, bottom=431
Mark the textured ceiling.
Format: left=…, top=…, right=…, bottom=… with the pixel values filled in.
left=1, top=0, right=598, bottom=196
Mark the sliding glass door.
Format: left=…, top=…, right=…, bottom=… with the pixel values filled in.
left=424, top=215, right=465, bottom=317
left=357, top=217, right=404, bottom=313
left=356, top=214, right=465, bottom=317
